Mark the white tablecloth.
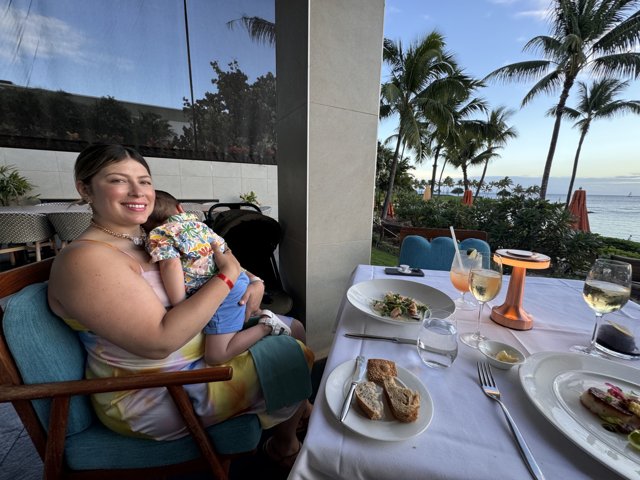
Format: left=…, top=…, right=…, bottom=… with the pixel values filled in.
left=289, top=265, right=640, bottom=480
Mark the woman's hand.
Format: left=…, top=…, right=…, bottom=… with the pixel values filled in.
left=212, top=244, right=241, bottom=282
left=239, top=280, right=265, bottom=317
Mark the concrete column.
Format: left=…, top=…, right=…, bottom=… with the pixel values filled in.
left=276, top=0, right=385, bottom=356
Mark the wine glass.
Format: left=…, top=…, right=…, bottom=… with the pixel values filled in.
left=459, top=253, right=503, bottom=348
left=450, top=249, right=482, bottom=311
left=570, top=258, right=632, bottom=356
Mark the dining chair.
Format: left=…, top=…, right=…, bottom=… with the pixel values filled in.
left=0, top=258, right=261, bottom=479
left=0, top=212, right=57, bottom=265
left=398, top=235, right=491, bottom=271
left=46, top=211, right=93, bottom=248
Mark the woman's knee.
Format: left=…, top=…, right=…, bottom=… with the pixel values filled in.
left=290, top=318, right=306, bottom=343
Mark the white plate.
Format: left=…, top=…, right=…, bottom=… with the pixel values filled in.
left=506, top=249, right=534, bottom=257
left=346, top=278, right=455, bottom=325
left=519, top=352, right=640, bottom=479
left=325, top=359, right=433, bottom=441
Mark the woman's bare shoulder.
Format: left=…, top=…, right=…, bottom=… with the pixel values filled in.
left=48, top=241, right=166, bottom=335
left=51, top=240, right=137, bottom=278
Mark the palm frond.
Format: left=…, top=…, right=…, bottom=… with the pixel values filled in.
left=523, top=35, right=564, bottom=58
left=595, top=10, right=640, bottom=54
left=521, top=70, right=564, bottom=106
left=484, top=60, right=554, bottom=84
left=548, top=104, right=581, bottom=119
left=226, top=16, right=275, bottom=46
left=589, top=52, right=640, bottom=78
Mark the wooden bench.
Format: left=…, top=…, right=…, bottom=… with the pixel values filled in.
left=399, top=227, right=488, bottom=244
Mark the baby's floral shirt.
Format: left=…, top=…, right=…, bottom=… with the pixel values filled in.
left=147, top=212, right=225, bottom=295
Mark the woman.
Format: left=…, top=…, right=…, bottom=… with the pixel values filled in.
left=47, top=144, right=313, bottom=469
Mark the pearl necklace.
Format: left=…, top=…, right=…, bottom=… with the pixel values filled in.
left=90, top=220, right=147, bottom=246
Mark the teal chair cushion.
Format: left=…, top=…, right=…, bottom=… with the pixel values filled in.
left=399, top=236, right=456, bottom=271
left=3, top=283, right=94, bottom=435
left=65, top=414, right=260, bottom=469
left=398, top=236, right=491, bottom=271
left=459, top=238, right=491, bottom=263
left=2, top=282, right=261, bottom=470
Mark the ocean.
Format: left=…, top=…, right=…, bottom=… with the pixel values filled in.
left=545, top=194, right=638, bottom=241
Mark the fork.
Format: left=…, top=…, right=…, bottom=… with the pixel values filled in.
left=477, top=362, right=546, bottom=480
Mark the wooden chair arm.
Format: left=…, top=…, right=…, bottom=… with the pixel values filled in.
left=1, top=366, right=234, bottom=480
left=0, top=366, right=232, bottom=402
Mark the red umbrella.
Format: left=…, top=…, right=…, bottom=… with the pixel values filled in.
left=461, top=189, right=473, bottom=206
left=568, top=188, right=590, bottom=232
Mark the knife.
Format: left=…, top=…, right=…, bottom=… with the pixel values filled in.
left=339, top=355, right=366, bottom=423
left=345, top=333, right=417, bottom=345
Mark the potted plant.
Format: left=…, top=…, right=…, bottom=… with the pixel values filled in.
left=0, top=165, right=37, bottom=206
left=239, top=191, right=260, bottom=206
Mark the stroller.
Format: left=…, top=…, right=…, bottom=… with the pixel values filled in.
left=205, top=203, right=293, bottom=315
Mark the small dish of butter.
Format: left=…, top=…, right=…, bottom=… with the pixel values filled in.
left=478, top=340, right=526, bottom=370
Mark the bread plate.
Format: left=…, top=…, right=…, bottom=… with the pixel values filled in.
left=520, top=352, right=640, bottom=479
left=346, top=278, right=455, bottom=326
left=325, top=359, right=433, bottom=441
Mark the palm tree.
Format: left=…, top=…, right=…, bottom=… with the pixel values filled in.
left=428, top=77, right=487, bottom=195
left=474, top=107, right=518, bottom=199
left=553, top=79, right=640, bottom=206
left=485, top=0, right=640, bottom=199
left=379, top=32, right=468, bottom=221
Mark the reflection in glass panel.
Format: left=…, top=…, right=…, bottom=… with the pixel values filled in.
left=0, top=0, right=276, bottom=163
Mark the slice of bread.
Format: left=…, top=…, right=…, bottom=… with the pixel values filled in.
left=367, top=358, right=397, bottom=384
left=355, top=381, right=383, bottom=420
left=382, top=377, right=420, bottom=423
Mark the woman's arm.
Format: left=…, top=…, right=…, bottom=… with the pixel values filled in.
left=203, top=325, right=271, bottom=365
left=158, top=257, right=187, bottom=306
left=48, top=243, right=241, bottom=359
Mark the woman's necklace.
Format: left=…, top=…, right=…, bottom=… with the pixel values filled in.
left=90, top=220, right=147, bottom=246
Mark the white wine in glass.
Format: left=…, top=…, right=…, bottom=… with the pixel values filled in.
left=571, top=259, right=632, bottom=356
left=460, top=254, right=503, bottom=348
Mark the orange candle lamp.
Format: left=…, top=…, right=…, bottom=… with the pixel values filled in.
left=490, top=249, right=550, bottom=331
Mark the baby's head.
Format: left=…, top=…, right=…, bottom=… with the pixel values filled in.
left=143, top=190, right=181, bottom=232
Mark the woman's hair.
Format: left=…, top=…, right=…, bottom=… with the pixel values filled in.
left=74, top=144, right=150, bottom=185
left=144, top=190, right=180, bottom=231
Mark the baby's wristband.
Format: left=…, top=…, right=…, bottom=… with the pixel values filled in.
left=216, top=273, right=234, bottom=290
left=249, top=276, right=264, bottom=284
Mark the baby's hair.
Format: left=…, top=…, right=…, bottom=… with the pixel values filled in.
left=145, top=190, right=180, bottom=231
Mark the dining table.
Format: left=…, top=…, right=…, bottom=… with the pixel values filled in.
left=289, top=265, right=640, bottom=480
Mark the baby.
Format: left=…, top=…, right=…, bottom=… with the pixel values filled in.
left=144, top=190, right=292, bottom=365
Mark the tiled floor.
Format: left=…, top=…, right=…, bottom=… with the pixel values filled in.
left=0, top=359, right=325, bottom=480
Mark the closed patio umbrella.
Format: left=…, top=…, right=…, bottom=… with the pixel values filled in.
left=568, top=188, right=590, bottom=232
left=461, top=189, right=473, bottom=206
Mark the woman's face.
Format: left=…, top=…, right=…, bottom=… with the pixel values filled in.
left=78, top=157, right=155, bottom=228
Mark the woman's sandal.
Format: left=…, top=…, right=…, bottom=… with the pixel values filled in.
left=262, top=436, right=301, bottom=471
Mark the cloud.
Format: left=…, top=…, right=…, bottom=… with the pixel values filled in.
left=386, top=6, right=401, bottom=15
left=0, top=5, right=133, bottom=73
left=515, top=9, right=549, bottom=21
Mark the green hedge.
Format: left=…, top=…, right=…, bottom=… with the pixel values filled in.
left=394, top=192, right=606, bottom=277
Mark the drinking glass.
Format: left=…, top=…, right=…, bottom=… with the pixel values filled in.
left=450, top=249, right=482, bottom=311
left=459, top=254, right=503, bottom=348
left=570, top=259, right=632, bottom=356
left=417, top=313, right=458, bottom=368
